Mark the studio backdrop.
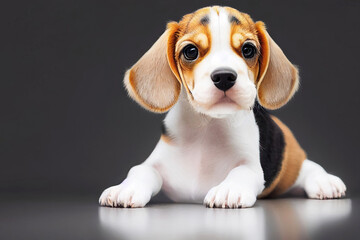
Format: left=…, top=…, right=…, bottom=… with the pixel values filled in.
left=1, top=0, right=359, bottom=199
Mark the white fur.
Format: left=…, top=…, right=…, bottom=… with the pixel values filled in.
left=100, top=90, right=264, bottom=208
left=99, top=165, right=162, bottom=207
left=291, top=159, right=346, bottom=199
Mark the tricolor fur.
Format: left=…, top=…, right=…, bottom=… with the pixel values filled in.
left=99, top=6, right=346, bottom=208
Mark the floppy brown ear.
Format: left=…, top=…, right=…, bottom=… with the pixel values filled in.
left=256, top=21, right=299, bottom=110
left=124, top=23, right=181, bottom=113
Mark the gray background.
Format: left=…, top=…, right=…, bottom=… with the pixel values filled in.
left=1, top=0, right=360, bottom=200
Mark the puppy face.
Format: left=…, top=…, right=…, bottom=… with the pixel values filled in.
left=124, top=6, right=299, bottom=115
left=174, top=7, right=260, bottom=116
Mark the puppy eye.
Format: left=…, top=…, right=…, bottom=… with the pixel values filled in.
left=241, top=42, right=257, bottom=59
left=182, top=44, right=199, bottom=61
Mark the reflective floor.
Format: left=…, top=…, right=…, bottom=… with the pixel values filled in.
left=0, top=195, right=358, bottom=240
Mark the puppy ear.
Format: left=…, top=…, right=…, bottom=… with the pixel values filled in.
left=124, top=23, right=181, bottom=113
left=255, top=21, right=299, bottom=110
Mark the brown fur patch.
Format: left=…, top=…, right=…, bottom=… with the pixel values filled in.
left=173, top=7, right=212, bottom=93
left=160, top=134, right=173, bottom=145
left=259, top=116, right=306, bottom=198
left=226, top=9, right=260, bottom=83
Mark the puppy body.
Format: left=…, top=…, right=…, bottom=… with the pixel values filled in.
left=159, top=90, right=264, bottom=204
left=99, top=6, right=346, bottom=208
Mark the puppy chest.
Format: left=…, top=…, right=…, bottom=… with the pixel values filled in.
left=159, top=110, right=261, bottom=201
left=158, top=140, right=248, bottom=202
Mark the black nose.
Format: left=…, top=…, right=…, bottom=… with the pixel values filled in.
left=211, top=68, right=237, bottom=91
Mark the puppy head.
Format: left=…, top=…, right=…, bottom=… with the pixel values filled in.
left=124, top=6, right=299, bottom=116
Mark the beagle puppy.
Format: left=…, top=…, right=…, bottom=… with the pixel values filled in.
left=99, top=6, right=346, bottom=208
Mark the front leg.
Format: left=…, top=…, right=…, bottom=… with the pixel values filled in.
left=293, top=159, right=346, bottom=199
left=99, top=164, right=162, bottom=208
left=204, top=165, right=265, bottom=208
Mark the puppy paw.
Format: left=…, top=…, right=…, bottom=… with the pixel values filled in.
left=204, top=182, right=257, bottom=208
left=304, top=173, right=346, bottom=199
left=99, top=179, right=152, bottom=208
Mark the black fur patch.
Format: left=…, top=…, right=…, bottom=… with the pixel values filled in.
left=230, top=15, right=241, bottom=25
left=200, top=15, right=209, bottom=25
left=253, top=102, right=285, bottom=188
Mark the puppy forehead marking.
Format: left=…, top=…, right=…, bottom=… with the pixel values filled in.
left=179, top=7, right=257, bottom=50
left=208, top=7, right=232, bottom=50
left=179, top=6, right=256, bottom=34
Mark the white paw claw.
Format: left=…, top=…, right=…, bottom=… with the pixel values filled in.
left=305, top=173, right=346, bottom=200
left=99, top=181, right=152, bottom=208
left=204, top=183, right=256, bottom=208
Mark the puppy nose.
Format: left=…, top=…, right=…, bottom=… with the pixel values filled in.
left=211, top=68, right=237, bottom=91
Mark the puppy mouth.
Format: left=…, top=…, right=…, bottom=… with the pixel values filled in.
left=192, top=94, right=237, bottom=111
left=207, top=93, right=240, bottom=109
left=192, top=89, right=255, bottom=113
left=214, top=94, right=236, bottom=104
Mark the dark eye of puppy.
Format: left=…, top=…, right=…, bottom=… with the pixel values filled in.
left=241, top=42, right=257, bottom=59
left=182, top=44, right=199, bottom=61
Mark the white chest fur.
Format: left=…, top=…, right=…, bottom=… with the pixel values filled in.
left=147, top=94, right=262, bottom=203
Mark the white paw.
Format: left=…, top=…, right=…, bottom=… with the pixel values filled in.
left=99, top=179, right=152, bottom=208
left=204, top=182, right=257, bottom=208
left=304, top=173, right=346, bottom=199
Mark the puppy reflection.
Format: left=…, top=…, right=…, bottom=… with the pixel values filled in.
left=98, top=199, right=351, bottom=240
